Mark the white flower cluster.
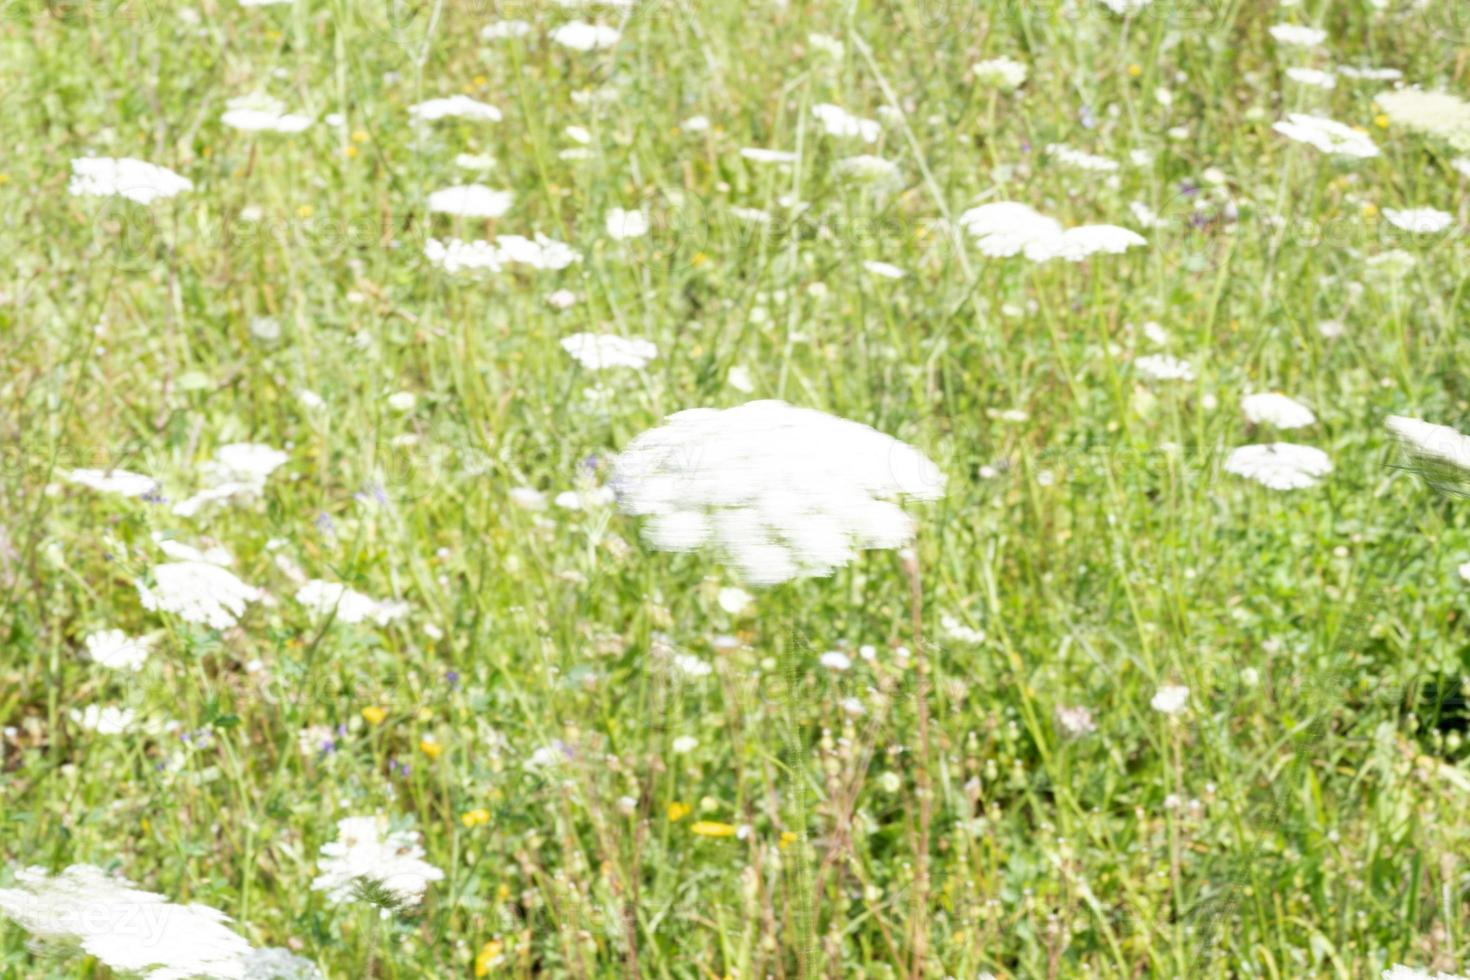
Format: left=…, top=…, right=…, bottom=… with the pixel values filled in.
left=1241, top=392, right=1315, bottom=429
left=68, top=157, right=192, bottom=205
left=971, top=57, right=1027, bottom=90
left=610, top=400, right=945, bottom=585
left=427, top=184, right=514, bottom=219
left=425, top=234, right=580, bottom=273
left=1386, top=415, right=1470, bottom=472
left=64, top=467, right=159, bottom=497
left=311, top=815, right=444, bottom=910
left=560, top=333, right=658, bottom=370
left=175, top=443, right=288, bottom=517
left=408, top=96, right=502, bottom=123
left=83, top=629, right=152, bottom=671
left=811, top=103, right=880, bottom=143
left=1223, top=443, right=1333, bottom=490
left=0, top=865, right=319, bottom=980
left=1272, top=113, right=1379, bottom=158
left=295, top=579, right=410, bottom=626
left=221, top=94, right=312, bottom=133
left=137, top=561, right=262, bottom=629
left=959, top=202, right=1146, bottom=262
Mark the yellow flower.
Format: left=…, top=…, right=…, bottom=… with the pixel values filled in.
left=461, top=808, right=491, bottom=828
left=474, top=938, right=504, bottom=976
left=140, top=817, right=151, bottom=834
left=495, top=883, right=511, bottom=901
left=351, top=129, right=370, bottom=144
left=690, top=820, right=737, bottom=837
left=472, top=74, right=488, bottom=87
left=666, top=801, right=691, bottom=821
left=1362, top=202, right=1378, bottom=218
left=419, top=736, right=443, bottom=759
left=1127, top=63, right=1142, bottom=78
left=779, top=830, right=798, bottom=850
left=296, top=204, right=314, bottom=219
left=0, top=174, right=10, bottom=185
left=361, top=706, right=387, bottom=725
left=345, top=145, right=359, bottom=159
left=690, top=252, right=709, bottom=267
left=1374, top=114, right=1389, bottom=129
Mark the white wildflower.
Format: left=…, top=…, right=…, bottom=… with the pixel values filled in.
left=1224, top=443, right=1333, bottom=489
left=812, top=103, right=880, bottom=143
left=408, top=96, right=502, bottom=123
left=1150, top=684, right=1189, bottom=714
left=1272, top=112, right=1379, bottom=158
left=83, top=629, right=152, bottom=671
left=70, top=705, right=136, bottom=734
left=1382, top=207, right=1453, bottom=233
left=221, top=94, right=311, bottom=133
left=295, top=580, right=409, bottom=626
left=560, top=333, right=658, bottom=370
left=64, top=467, right=158, bottom=498
left=550, top=21, right=620, bottom=50
left=427, top=185, right=513, bottom=219
left=137, top=561, right=262, bottom=629
left=609, top=400, right=944, bottom=585
left=1268, top=23, right=1327, bottom=47
left=971, top=57, right=1027, bottom=90
left=312, top=816, right=443, bottom=910
left=1133, top=354, right=1195, bottom=382
left=604, top=207, right=649, bottom=240
left=1241, top=392, right=1316, bottom=429
left=67, top=157, right=191, bottom=204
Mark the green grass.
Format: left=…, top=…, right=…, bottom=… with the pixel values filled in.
left=4, top=0, right=1470, bottom=976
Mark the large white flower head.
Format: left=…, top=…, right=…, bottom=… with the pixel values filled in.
left=1386, top=415, right=1470, bottom=472
left=971, top=57, right=1027, bottom=90
left=68, top=158, right=192, bottom=205
left=958, top=202, right=1145, bottom=262
left=1133, top=354, right=1195, bottom=382
left=560, top=333, right=658, bottom=370
left=1268, top=23, right=1327, bottom=47
left=1224, top=443, right=1333, bottom=489
left=221, top=94, right=312, bottom=133
left=604, top=207, right=649, bottom=240
left=1045, top=143, right=1119, bottom=173
left=408, top=96, right=502, bottom=123
left=1241, top=392, right=1315, bottom=429
left=64, top=467, right=159, bottom=497
left=550, top=20, right=620, bottom=50
left=428, top=185, right=514, bottom=219
left=425, top=234, right=581, bottom=274
left=70, top=704, right=137, bottom=734
left=1272, top=113, right=1379, bottom=158
left=609, top=400, right=945, bottom=585
left=1376, top=89, right=1470, bottom=151
left=83, top=629, right=152, bottom=671
left=812, top=103, right=881, bottom=143
left=1382, top=207, right=1453, bottom=233
left=0, top=865, right=253, bottom=980
left=137, top=561, right=262, bottom=629
left=1383, top=967, right=1469, bottom=980
left=295, top=580, right=410, bottom=626
left=312, top=815, right=444, bottom=910
left=174, top=443, right=287, bottom=517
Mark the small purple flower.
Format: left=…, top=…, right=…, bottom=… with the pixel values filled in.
left=445, top=670, right=461, bottom=688
left=1190, top=212, right=1212, bottom=230
left=336, top=722, right=349, bottom=737
left=1079, top=105, right=1096, bottom=129
left=319, top=737, right=337, bottom=754
left=580, top=454, right=601, bottom=474
left=314, top=512, right=337, bottom=540
left=1178, top=180, right=1200, bottom=197
left=140, top=487, right=167, bottom=505
left=1020, top=139, right=1032, bottom=154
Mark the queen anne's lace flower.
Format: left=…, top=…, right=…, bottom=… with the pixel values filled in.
left=604, top=208, right=649, bottom=240
left=812, top=104, right=880, bottom=143
left=959, top=202, right=1145, bottom=262
left=1224, top=443, right=1333, bottom=489
left=0, top=865, right=318, bottom=980
left=1268, top=23, right=1327, bottom=47
left=221, top=94, right=312, bottom=133
left=1376, top=89, right=1470, bottom=151
left=64, top=467, right=159, bottom=497
left=740, top=147, right=798, bottom=165
left=1133, top=354, right=1194, bottom=382
left=174, top=443, right=288, bottom=517
left=83, top=629, right=152, bottom=671
left=971, top=57, right=1027, bottom=90
left=1382, top=207, right=1453, bottom=233
left=1386, top=415, right=1470, bottom=472
left=550, top=21, right=620, bottom=50
left=427, top=185, right=513, bottom=218
left=312, top=816, right=444, bottom=910
left=408, top=96, right=501, bottom=123
left=425, top=234, right=580, bottom=273
left=560, top=333, right=658, bottom=370
left=137, top=561, right=262, bottom=629
left=1272, top=113, right=1379, bottom=158
left=68, top=158, right=191, bottom=205
left=70, top=704, right=136, bottom=734
left=610, top=400, right=944, bottom=585
left=295, top=580, right=410, bottom=626
left=1045, top=144, right=1119, bottom=172
left=1241, top=392, right=1315, bottom=429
